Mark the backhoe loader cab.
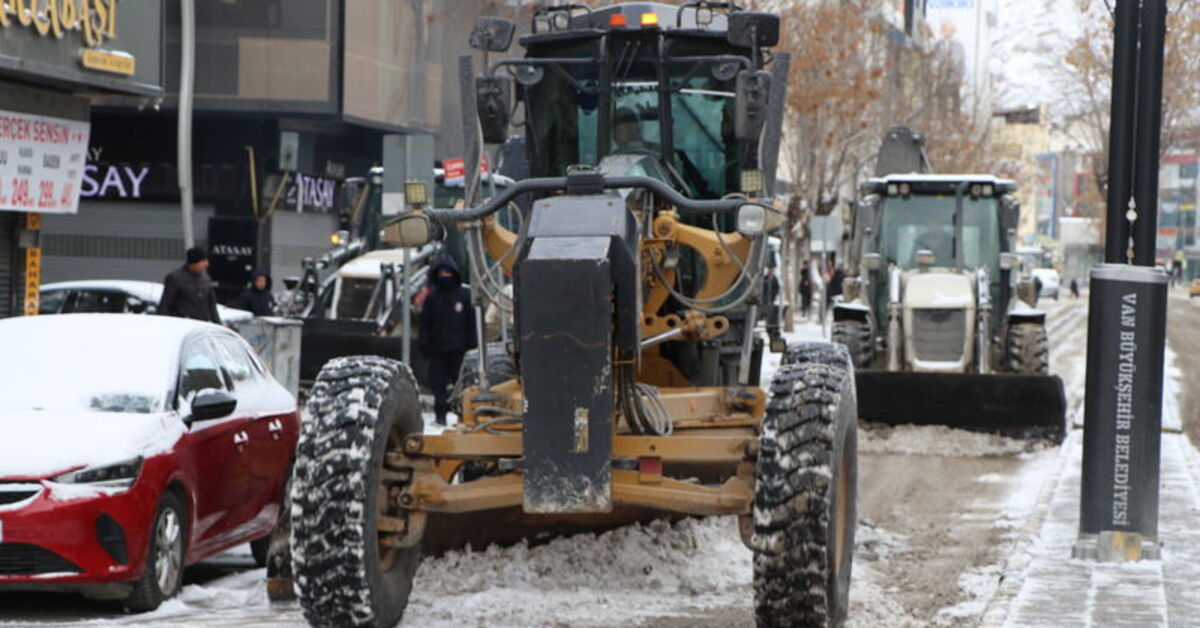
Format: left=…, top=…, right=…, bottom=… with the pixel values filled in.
left=287, top=5, right=859, bottom=628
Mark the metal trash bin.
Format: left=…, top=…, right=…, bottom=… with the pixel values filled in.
left=238, top=317, right=303, bottom=396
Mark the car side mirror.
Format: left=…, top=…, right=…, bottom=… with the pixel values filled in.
left=469, top=16, right=516, bottom=52
left=186, top=389, right=237, bottom=425
left=381, top=213, right=433, bottom=248
left=127, top=298, right=148, bottom=314
left=476, top=75, right=514, bottom=144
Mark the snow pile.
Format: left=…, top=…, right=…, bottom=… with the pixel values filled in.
left=405, top=517, right=752, bottom=627
left=848, top=521, right=919, bottom=628
left=858, top=423, right=1054, bottom=457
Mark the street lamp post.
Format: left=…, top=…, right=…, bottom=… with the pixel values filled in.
left=177, top=0, right=196, bottom=249
left=1075, top=0, right=1169, bottom=563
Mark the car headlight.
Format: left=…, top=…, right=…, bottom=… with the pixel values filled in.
left=54, top=457, right=144, bottom=488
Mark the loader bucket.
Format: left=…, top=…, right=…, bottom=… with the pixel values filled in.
left=855, top=371, right=1067, bottom=442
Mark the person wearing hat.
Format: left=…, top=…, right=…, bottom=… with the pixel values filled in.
left=159, top=246, right=222, bottom=323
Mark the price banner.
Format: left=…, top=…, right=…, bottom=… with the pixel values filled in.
left=0, top=109, right=90, bottom=214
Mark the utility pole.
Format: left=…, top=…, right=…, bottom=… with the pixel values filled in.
left=1075, top=0, right=1169, bottom=563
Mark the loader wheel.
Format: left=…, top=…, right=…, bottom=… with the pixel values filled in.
left=754, top=342, right=858, bottom=628
left=830, top=319, right=872, bottom=368
left=291, top=356, right=424, bottom=628
left=451, top=342, right=518, bottom=413
left=1006, top=322, right=1050, bottom=375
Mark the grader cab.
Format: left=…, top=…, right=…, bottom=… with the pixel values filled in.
left=287, top=4, right=859, bottom=627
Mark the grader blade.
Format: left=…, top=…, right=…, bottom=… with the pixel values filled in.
left=855, top=371, right=1067, bottom=442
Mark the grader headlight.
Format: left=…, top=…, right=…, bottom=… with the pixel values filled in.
left=736, top=204, right=767, bottom=237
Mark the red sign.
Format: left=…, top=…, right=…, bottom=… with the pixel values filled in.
left=443, top=158, right=466, bottom=186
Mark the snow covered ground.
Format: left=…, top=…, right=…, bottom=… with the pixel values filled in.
left=6, top=301, right=1200, bottom=627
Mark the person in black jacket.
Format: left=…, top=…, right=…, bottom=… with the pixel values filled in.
left=799, top=261, right=813, bottom=319
left=238, top=269, right=275, bottom=317
left=419, top=256, right=477, bottom=425
left=159, top=247, right=221, bottom=324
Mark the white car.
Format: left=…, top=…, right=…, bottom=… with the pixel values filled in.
left=40, top=280, right=253, bottom=325
left=1030, top=268, right=1060, bottom=300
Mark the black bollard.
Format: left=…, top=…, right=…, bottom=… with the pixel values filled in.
left=1074, top=264, right=1168, bottom=560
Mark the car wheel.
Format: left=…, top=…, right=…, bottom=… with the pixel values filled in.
left=125, top=492, right=186, bottom=612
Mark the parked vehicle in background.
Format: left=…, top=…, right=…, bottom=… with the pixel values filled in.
left=39, top=280, right=253, bottom=325
left=0, top=315, right=298, bottom=612
left=1030, top=268, right=1061, bottom=300
left=1190, top=277, right=1200, bottom=298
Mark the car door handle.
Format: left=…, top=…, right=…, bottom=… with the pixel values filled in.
left=267, top=419, right=284, bottom=441
left=233, top=431, right=250, bottom=449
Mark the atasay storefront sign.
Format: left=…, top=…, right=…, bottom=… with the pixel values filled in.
left=0, top=109, right=90, bottom=214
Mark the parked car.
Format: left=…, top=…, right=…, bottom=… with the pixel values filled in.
left=0, top=314, right=298, bottom=611
left=1030, top=268, right=1061, bottom=301
left=39, top=280, right=253, bottom=324
left=1190, top=278, right=1200, bottom=298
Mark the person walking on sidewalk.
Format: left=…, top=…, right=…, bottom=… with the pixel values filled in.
left=419, top=256, right=477, bottom=426
left=799, top=261, right=813, bottom=319
left=159, top=247, right=221, bottom=324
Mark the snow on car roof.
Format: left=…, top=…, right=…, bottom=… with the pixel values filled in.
left=40, top=279, right=253, bottom=323
left=41, top=279, right=163, bottom=302
left=0, top=314, right=218, bottom=414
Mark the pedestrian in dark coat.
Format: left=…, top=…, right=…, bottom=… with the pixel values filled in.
left=827, top=265, right=845, bottom=308
left=799, top=262, right=813, bottom=318
left=238, top=269, right=275, bottom=317
left=419, top=256, right=477, bottom=425
left=159, top=247, right=221, bottom=324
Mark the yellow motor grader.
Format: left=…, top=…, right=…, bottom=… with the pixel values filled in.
left=287, top=4, right=859, bottom=627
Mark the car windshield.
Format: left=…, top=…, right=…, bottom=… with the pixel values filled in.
left=879, top=194, right=1000, bottom=273
left=0, top=319, right=175, bottom=414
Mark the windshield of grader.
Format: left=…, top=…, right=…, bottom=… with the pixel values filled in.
left=525, top=37, right=744, bottom=199
left=878, top=194, right=1001, bottom=278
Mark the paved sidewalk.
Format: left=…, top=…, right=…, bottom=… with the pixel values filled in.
left=981, top=429, right=1200, bottom=627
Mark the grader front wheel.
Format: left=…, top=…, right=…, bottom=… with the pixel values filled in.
left=290, top=356, right=424, bottom=628
left=754, top=343, right=858, bottom=628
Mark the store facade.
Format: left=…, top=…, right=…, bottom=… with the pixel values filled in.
left=0, top=0, right=162, bottom=316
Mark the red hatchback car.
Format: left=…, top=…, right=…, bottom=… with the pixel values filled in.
left=0, top=314, right=298, bottom=611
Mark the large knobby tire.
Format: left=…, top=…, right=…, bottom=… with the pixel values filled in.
left=124, top=492, right=186, bottom=613
left=754, top=342, right=858, bottom=628
left=1006, top=322, right=1049, bottom=375
left=450, top=342, right=517, bottom=413
left=291, top=356, right=424, bottom=628
left=830, top=319, right=872, bottom=369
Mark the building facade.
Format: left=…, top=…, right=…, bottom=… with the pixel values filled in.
left=41, top=0, right=496, bottom=300
left=0, top=0, right=164, bottom=316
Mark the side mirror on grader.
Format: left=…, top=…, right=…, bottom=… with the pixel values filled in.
left=476, top=76, right=514, bottom=144
left=734, top=70, right=771, bottom=142
left=469, top=17, right=516, bottom=52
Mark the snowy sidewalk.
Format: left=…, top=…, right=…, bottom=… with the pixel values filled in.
left=980, top=430, right=1200, bottom=627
